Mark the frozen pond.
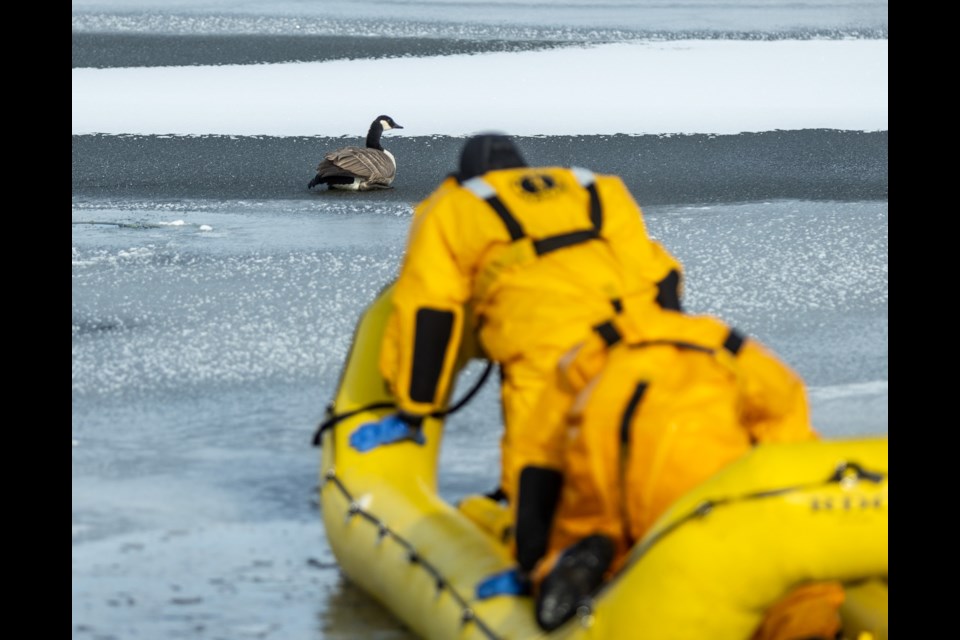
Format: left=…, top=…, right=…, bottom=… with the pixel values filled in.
left=73, top=1, right=887, bottom=638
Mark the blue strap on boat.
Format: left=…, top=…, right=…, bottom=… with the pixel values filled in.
left=312, top=361, right=495, bottom=447
left=475, top=567, right=530, bottom=599
left=349, top=414, right=426, bottom=452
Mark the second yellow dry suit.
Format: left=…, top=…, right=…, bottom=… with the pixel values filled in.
left=511, top=306, right=841, bottom=640
left=512, top=306, right=820, bottom=578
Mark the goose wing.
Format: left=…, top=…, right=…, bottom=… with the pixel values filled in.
left=322, top=147, right=396, bottom=183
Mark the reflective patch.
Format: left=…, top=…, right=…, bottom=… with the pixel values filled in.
left=462, top=176, right=497, bottom=200
left=570, top=166, right=596, bottom=187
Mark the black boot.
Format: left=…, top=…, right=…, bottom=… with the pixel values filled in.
left=535, top=534, right=615, bottom=631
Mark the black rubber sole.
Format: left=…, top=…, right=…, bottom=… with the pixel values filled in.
left=536, top=534, right=615, bottom=631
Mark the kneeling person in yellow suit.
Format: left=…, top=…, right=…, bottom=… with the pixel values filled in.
left=511, top=305, right=845, bottom=639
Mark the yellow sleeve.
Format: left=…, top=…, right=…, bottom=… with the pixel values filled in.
left=737, top=339, right=820, bottom=443
left=379, top=189, right=474, bottom=416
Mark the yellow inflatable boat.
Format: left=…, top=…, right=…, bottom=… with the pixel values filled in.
left=315, top=285, right=888, bottom=640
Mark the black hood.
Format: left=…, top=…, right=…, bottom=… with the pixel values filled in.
left=459, top=134, right=528, bottom=180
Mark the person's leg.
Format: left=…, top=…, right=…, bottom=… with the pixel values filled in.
left=457, top=357, right=555, bottom=550
left=499, top=357, right=555, bottom=506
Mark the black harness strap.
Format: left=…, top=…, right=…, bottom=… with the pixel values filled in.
left=595, top=327, right=746, bottom=359
left=592, top=320, right=623, bottom=347
left=586, top=182, right=602, bottom=229
left=485, top=195, right=524, bottom=241
left=620, top=382, right=647, bottom=446
left=619, top=381, right=649, bottom=549
left=628, top=339, right=715, bottom=354
left=534, top=229, right=601, bottom=256
left=723, top=329, right=746, bottom=355
left=463, top=168, right=604, bottom=255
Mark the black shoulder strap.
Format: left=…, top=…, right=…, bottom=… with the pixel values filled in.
left=462, top=168, right=603, bottom=253
left=461, top=176, right=525, bottom=240
left=722, top=328, right=746, bottom=355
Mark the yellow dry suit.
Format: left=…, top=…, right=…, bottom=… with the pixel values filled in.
left=379, top=166, right=684, bottom=504
left=515, top=307, right=819, bottom=577
left=514, top=307, right=841, bottom=640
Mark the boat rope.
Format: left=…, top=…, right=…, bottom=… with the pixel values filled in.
left=572, top=460, right=888, bottom=628
left=322, top=468, right=504, bottom=640
left=312, top=361, right=495, bottom=446
left=635, top=460, right=885, bottom=557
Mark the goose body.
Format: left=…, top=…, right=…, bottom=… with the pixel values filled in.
left=308, top=115, right=403, bottom=191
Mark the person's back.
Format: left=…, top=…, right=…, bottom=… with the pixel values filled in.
left=376, top=134, right=683, bottom=506
left=389, top=165, right=675, bottom=371
left=527, top=308, right=816, bottom=569
left=512, top=305, right=839, bottom=637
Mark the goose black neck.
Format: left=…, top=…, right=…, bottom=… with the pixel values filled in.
left=365, top=121, right=385, bottom=150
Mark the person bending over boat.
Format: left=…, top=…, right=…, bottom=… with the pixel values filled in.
left=510, top=304, right=845, bottom=639
left=351, top=133, right=684, bottom=520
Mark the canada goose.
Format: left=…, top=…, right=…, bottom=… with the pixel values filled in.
left=307, top=115, right=404, bottom=191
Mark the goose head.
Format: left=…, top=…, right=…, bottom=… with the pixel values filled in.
left=375, top=115, right=403, bottom=132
